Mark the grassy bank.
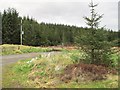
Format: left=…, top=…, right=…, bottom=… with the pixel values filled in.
left=2, top=49, right=118, bottom=88
left=0, top=44, right=62, bottom=55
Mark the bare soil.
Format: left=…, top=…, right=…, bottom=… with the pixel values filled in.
left=60, top=63, right=117, bottom=83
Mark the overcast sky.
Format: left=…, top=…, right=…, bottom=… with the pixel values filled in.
left=0, top=0, right=119, bottom=31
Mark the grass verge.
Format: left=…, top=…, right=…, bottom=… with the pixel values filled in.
left=0, top=44, right=62, bottom=55
left=2, top=50, right=118, bottom=88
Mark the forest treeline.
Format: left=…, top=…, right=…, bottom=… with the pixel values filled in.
left=1, top=8, right=119, bottom=46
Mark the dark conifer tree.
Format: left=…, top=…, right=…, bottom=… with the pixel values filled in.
left=77, top=0, right=113, bottom=66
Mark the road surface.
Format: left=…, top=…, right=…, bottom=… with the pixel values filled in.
left=1, top=51, right=60, bottom=66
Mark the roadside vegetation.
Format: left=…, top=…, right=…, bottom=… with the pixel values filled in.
left=0, top=44, right=63, bottom=55
left=2, top=48, right=119, bottom=88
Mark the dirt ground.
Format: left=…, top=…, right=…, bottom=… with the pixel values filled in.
left=60, top=63, right=117, bottom=83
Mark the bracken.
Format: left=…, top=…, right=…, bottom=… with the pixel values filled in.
left=60, top=63, right=117, bottom=83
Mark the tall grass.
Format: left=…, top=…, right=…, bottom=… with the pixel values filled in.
left=0, top=44, right=54, bottom=55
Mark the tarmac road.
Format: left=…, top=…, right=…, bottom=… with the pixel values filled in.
left=1, top=51, right=60, bottom=66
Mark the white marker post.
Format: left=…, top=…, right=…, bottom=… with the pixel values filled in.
left=20, top=19, right=23, bottom=45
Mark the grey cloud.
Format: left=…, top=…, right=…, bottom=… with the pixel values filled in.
left=0, top=1, right=118, bottom=31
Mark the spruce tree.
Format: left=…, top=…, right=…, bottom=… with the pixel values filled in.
left=77, top=0, right=112, bottom=66
left=2, top=8, right=20, bottom=44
